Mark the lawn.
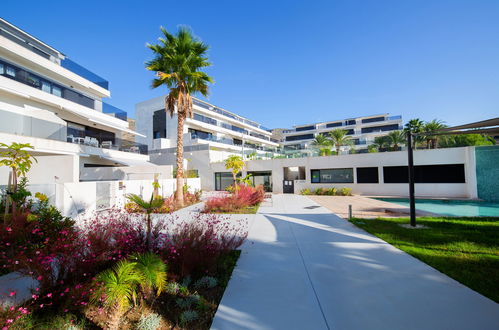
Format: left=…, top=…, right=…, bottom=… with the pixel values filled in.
left=349, top=216, right=499, bottom=303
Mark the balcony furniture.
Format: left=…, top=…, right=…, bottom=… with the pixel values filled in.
left=90, top=138, right=99, bottom=147
left=129, top=146, right=140, bottom=153
left=83, top=136, right=92, bottom=145
left=101, top=141, right=113, bottom=149
left=73, top=137, right=84, bottom=144
left=67, top=134, right=74, bottom=143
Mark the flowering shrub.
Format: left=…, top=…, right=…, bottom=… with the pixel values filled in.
left=204, top=185, right=264, bottom=213
left=162, top=213, right=248, bottom=277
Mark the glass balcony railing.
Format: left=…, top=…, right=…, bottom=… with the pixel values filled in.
left=61, top=58, right=109, bottom=90
left=67, top=135, right=147, bottom=155
left=103, top=102, right=127, bottom=121
left=191, top=134, right=278, bottom=153
left=193, top=99, right=268, bottom=131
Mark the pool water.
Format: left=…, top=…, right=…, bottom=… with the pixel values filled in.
left=375, top=198, right=499, bottom=217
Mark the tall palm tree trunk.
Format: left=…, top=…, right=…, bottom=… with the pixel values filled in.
left=176, top=112, right=185, bottom=208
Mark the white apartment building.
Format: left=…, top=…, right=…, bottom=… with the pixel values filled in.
left=0, top=18, right=150, bottom=185
left=137, top=96, right=280, bottom=158
left=281, top=114, right=403, bottom=153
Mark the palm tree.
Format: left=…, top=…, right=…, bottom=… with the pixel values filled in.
left=93, top=260, right=144, bottom=330
left=328, top=129, right=353, bottom=154
left=311, top=134, right=332, bottom=156
left=386, top=131, right=406, bottom=151
left=423, top=119, right=447, bottom=149
left=126, top=194, right=164, bottom=250
left=224, top=155, right=245, bottom=188
left=130, top=252, right=167, bottom=302
left=146, top=27, right=213, bottom=208
left=404, top=118, right=425, bottom=149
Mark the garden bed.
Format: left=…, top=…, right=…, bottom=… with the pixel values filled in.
left=349, top=216, right=499, bottom=303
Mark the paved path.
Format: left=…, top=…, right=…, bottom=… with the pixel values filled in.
left=308, top=195, right=435, bottom=218
left=211, top=194, right=499, bottom=330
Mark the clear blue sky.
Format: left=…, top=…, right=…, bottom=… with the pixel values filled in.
left=2, top=0, right=498, bottom=128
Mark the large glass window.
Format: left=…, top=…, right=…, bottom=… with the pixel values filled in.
left=383, top=164, right=465, bottom=183
left=357, top=167, right=379, bottom=183
left=285, top=134, right=314, bottom=142
left=311, top=168, right=354, bottom=183
left=0, top=59, right=95, bottom=109
left=215, top=172, right=240, bottom=191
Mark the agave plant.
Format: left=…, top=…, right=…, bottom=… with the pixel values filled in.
left=92, top=260, right=144, bottom=330
left=126, top=194, right=164, bottom=250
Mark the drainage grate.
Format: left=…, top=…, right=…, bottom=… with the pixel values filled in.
left=304, top=205, right=320, bottom=209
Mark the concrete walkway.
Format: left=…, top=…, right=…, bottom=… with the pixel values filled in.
left=211, top=194, right=499, bottom=330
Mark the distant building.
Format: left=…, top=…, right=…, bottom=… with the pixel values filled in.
left=281, top=114, right=403, bottom=153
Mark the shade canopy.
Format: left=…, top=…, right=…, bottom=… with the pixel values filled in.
left=416, top=117, right=499, bottom=136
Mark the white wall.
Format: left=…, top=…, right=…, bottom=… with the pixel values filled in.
left=80, top=165, right=173, bottom=181
left=208, top=147, right=478, bottom=199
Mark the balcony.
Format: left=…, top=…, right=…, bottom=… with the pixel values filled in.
left=193, top=99, right=269, bottom=131
left=67, top=135, right=147, bottom=155
left=190, top=133, right=278, bottom=153
left=103, top=102, right=127, bottom=121
left=61, top=58, right=109, bottom=90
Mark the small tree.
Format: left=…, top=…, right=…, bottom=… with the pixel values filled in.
left=126, top=194, right=164, bottom=250
left=423, top=119, right=447, bottom=149
left=224, top=155, right=245, bottom=188
left=311, top=134, right=332, bottom=156
left=387, top=131, right=406, bottom=151
left=0, top=142, right=37, bottom=217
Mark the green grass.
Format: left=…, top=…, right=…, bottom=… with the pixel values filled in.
left=349, top=216, right=499, bottom=303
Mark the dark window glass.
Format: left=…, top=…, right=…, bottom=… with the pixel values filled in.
left=361, top=124, right=400, bottom=134
left=0, top=59, right=95, bottom=109
left=346, top=129, right=354, bottom=135
left=285, top=134, right=314, bottom=141
left=346, top=119, right=356, bottom=125
left=189, top=128, right=212, bottom=140
left=215, top=172, right=240, bottom=191
left=233, top=138, right=242, bottom=145
left=383, top=164, right=465, bottom=183
left=357, top=167, right=379, bottom=183
left=362, top=117, right=385, bottom=124
left=326, top=122, right=342, bottom=128
left=153, top=110, right=167, bottom=139
left=311, top=168, right=354, bottom=183
left=296, top=125, right=315, bottom=131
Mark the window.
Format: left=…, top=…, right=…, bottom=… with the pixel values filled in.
left=361, top=124, right=400, bottom=134
left=311, top=168, right=354, bottom=183
left=383, top=164, right=465, bottom=183
left=215, top=172, right=240, bottom=191
left=362, top=117, right=385, bottom=124
left=296, top=125, right=315, bottom=131
left=346, top=119, right=356, bottom=125
left=41, top=80, right=51, bottom=93
left=153, top=110, right=167, bottom=139
left=6, top=66, right=15, bottom=77
left=52, top=85, right=62, bottom=97
left=285, top=133, right=314, bottom=141
left=189, top=128, right=212, bottom=140
left=27, top=74, right=40, bottom=88
left=357, top=167, right=379, bottom=183
left=0, top=63, right=4, bottom=74
left=326, top=122, right=342, bottom=128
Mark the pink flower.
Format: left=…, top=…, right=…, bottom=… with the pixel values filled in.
left=46, top=293, right=52, bottom=298
left=6, top=319, right=13, bottom=324
left=6, top=227, right=12, bottom=232
left=8, top=290, right=16, bottom=297
left=36, top=275, right=42, bottom=281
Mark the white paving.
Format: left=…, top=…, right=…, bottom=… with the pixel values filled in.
left=211, top=194, right=499, bottom=330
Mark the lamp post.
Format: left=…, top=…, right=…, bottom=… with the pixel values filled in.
left=407, top=133, right=416, bottom=227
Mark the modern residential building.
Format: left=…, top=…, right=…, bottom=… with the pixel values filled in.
left=0, top=18, right=151, bottom=185
left=281, top=114, right=403, bottom=153
left=136, top=95, right=281, bottom=186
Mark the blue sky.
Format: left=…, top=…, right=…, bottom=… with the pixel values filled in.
left=2, top=0, right=498, bottom=128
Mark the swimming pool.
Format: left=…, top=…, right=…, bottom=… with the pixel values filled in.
left=375, top=198, right=499, bottom=217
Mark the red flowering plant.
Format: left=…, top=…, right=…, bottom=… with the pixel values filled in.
left=204, top=184, right=264, bottom=213
left=160, top=212, right=248, bottom=278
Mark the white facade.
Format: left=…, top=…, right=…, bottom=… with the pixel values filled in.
left=281, top=114, right=403, bottom=153
left=207, top=146, right=478, bottom=199
left=136, top=95, right=280, bottom=167
left=0, top=18, right=152, bottom=184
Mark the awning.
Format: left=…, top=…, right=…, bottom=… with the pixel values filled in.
left=416, top=117, right=499, bottom=136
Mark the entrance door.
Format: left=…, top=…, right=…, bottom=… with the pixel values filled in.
left=283, top=180, right=294, bottom=194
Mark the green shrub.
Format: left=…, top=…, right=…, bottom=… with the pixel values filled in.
left=339, top=187, right=352, bottom=196
left=179, top=310, right=199, bottom=325
left=314, top=188, right=326, bottom=195
left=326, top=187, right=337, bottom=195
left=300, top=188, right=312, bottom=195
